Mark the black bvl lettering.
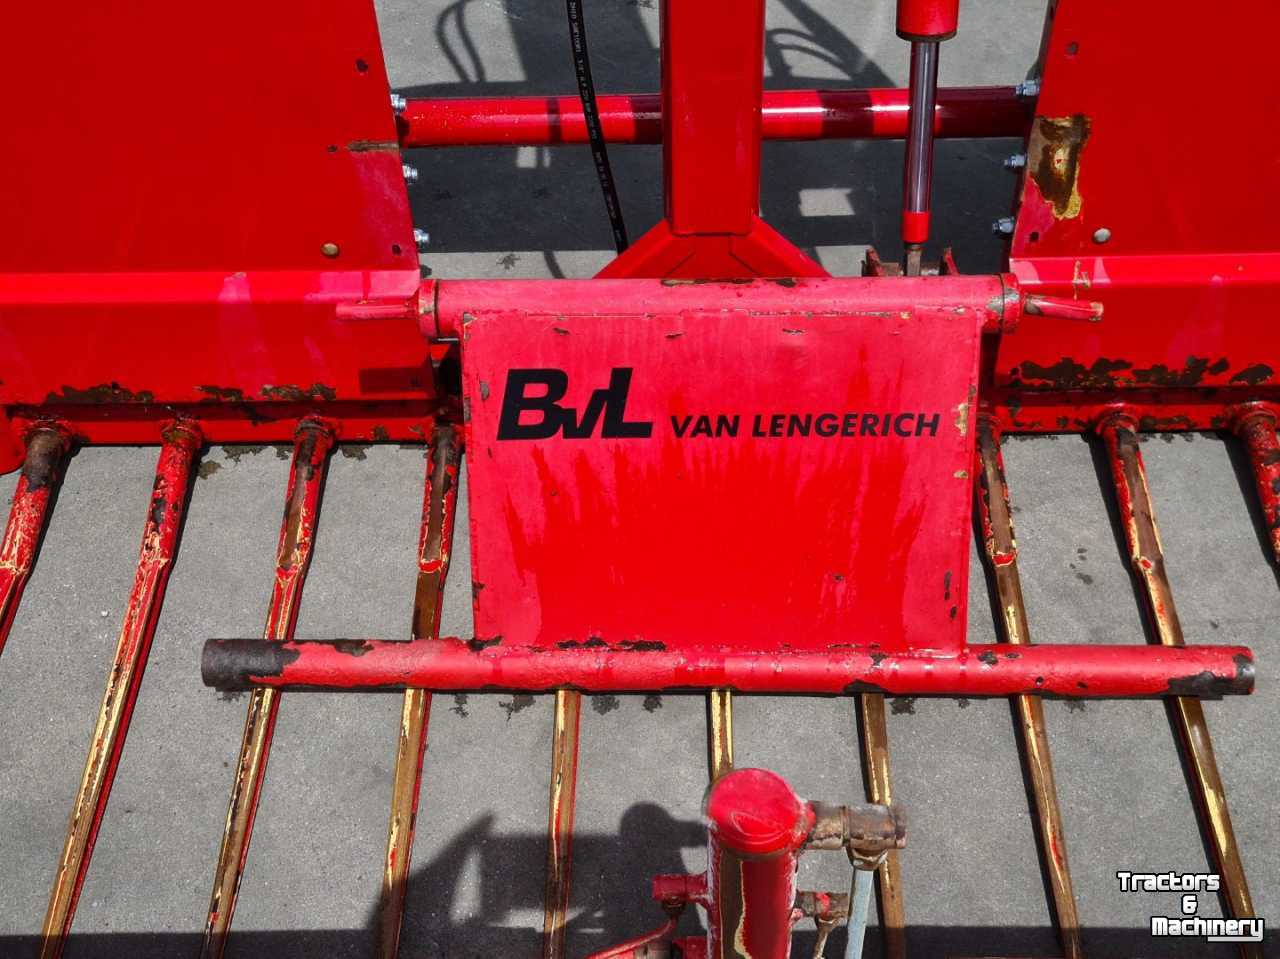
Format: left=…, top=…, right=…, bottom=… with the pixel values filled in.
left=497, top=368, right=654, bottom=440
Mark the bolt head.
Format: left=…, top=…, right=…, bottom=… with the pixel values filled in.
left=1092, top=227, right=1112, bottom=244
left=413, top=229, right=430, bottom=251
left=390, top=93, right=407, bottom=114
left=1003, top=154, right=1027, bottom=170
left=320, top=242, right=340, bottom=258
left=992, top=217, right=1016, bottom=236
left=402, top=164, right=419, bottom=183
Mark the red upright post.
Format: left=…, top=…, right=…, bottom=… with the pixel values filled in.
left=704, top=769, right=813, bottom=959
left=598, top=0, right=826, bottom=278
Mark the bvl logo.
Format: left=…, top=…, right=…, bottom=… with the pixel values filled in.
left=496, top=368, right=654, bottom=440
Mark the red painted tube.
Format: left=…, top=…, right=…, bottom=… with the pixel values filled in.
left=202, top=638, right=1254, bottom=699
left=398, top=86, right=1030, bottom=148
left=42, top=422, right=201, bottom=955
left=1233, top=405, right=1280, bottom=565
left=704, top=769, right=813, bottom=959
left=0, top=427, right=69, bottom=658
left=427, top=274, right=1022, bottom=340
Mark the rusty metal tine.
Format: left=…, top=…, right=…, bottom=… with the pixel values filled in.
left=376, top=423, right=462, bottom=959
left=542, top=688, right=583, bottom=959
left=1097, top=413, right=1258, bottom=959
left=39, top=422, right=201, bottom=959
left=858, top=693, right=906, bottom=959
left=975, top=417, right=1083, bottom=959
left=707, top=689, right=734, bottom=781
left=201, top=421, right=335, bottom=959
left=1231, top=405, right=1280, bottom=566
left=0, top=427, right=70, bottom=659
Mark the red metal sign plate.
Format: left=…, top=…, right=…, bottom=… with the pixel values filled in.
left=458, top=279, right=981, bottom=655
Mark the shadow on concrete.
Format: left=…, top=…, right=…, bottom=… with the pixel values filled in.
left=394, top=0, right=1021, bottom=271
left=8, top=797, right=1265, bottom=959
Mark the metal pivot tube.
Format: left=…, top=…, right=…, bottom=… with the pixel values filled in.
left=902, top=40, right=939, bottom=276
left=1096, top=412, right=1258, bottom=959
left=203, top=639, right=1253, bottom=697
left=975, top=417, right=1082, bottom=959
left=1231, top=404, right=1280, bottom=565
left=40, top=422, right=201, bottom=958
left=857, top=695, right=906, bottom=959
left=543, top=688, right=583, bottom=959
left=708, top=688, right=734, bottom=781
left=201, top=421, right=334, bottom=959
left=395, top=86, right=1033, bottom=148
left=0, top=426, right=70, bottom=659
left=377, top=423, right=462, bottom=959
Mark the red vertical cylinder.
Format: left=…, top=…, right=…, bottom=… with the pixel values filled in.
left=896, top=0, right=960, bottom=40
left=704, top=769, right=814, bottom=959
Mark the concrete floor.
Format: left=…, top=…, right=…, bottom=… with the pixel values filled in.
left=1, top=0, right=1276, bottom=956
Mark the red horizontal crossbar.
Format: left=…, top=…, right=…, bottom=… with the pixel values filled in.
left=202, top=638, right=1254, bottom=699
left=397, top=86, right=1030, bottom=148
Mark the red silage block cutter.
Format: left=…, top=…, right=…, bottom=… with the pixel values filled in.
left=2, top=0, right=1274, bottom=956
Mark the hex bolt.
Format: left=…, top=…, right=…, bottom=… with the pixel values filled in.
left=413, top=228, right=431, bottom=251
left=1004, top=154, right=1027, bottom=170
left=402, top=164, right=419, bottom=184
left=992, top=217, right=1016, bottom=236
left=1015, top=79, right=1041, bottom=99
left=1092, top=227, right=1112, bottom=244
left=390, top=93, right=407, bottom=114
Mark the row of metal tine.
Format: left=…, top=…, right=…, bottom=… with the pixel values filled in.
left=1, top=406, right=1273, bottom=958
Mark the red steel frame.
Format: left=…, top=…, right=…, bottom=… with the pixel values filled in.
left=2, top=0, right=1275, bottom=956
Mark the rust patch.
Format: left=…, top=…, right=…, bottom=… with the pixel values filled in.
left=978, top=650, right=999, bottom=666
left=45, top=382, right=155, bottom=404
left=332, top=639, right=373, bottom=657
left=1131, top=357, right=1228, bottom=388
left=954, top=385, right=976, bottom=437
left=1014, top=356, right=1132, bottom=390
left=1230, top=363, right=1274, bottom=387
left=347, top=139, right=401, bottom=153
left=467, top=636, right=502, bottom=652
left=1136, top=414, right=1194, bottom=432
left=197, top=385, right=247, bottom=402
left=260, top=383, right=338, bottom=403
left=20, top=429, right=67, bottom=490
left=619, top=639, right=666, bottom=652
left=197, top=388, right=273, bottom=424
left=1028, top=115, right=1090, bottom=219
left=557, top=636, right=608, bottom=650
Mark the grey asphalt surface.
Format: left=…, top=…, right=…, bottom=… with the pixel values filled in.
left=1, top=1, right=1277, bottom=957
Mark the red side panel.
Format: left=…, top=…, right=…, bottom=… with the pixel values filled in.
left=0, top=0, right=429, bottom=445
left=451, top=278, right=985, bottom=654
left=997, top=0, right=1280, bottom=417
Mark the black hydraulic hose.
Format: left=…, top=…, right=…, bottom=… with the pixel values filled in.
left=566, top=0, right=629, bottom=252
